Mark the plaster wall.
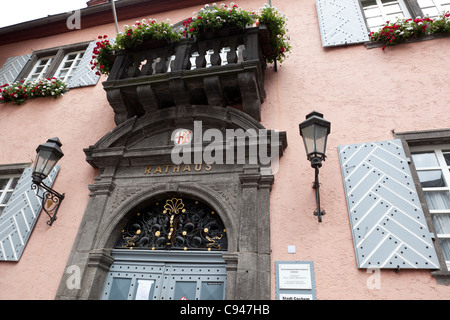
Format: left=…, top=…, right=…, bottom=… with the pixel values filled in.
left=0, top=0, right=448, bottom=299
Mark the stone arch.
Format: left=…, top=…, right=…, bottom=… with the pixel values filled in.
left=95, top=183, right=238, bottom=252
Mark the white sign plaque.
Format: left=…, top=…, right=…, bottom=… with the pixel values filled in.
left=135, top=279, right=154, bottom=300
left=278, top=263, right=312, bottom=290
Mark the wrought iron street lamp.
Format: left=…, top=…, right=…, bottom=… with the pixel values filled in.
left=299, top=111, right=331, bottom=222
left=31, top=137, right=65, bottom=226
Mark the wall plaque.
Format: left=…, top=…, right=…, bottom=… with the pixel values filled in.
left=278, top=263, right=312, bottom=290
left=275, top=261, right=316, bottom=300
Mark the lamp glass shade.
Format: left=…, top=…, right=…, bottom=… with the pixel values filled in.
left=299, top=112, right=330, bottom=160
left=32, top=138, right=63, bottom=183
left=301, top=123, right=328, bottom=157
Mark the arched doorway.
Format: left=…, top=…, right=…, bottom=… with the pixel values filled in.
left=55, top=106, right=287, bottom=300
left=101, top=197, right=228, bottom=300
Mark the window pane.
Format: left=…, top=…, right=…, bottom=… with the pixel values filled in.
left=9, top=178, right=19, bottom=190
left=417, top=170, right=446, bottom=187
left=424, top=191, right=450, bottom=210
left=362, top=0, right=377, bottom=6
left=432, top=214, right=450, bottom=234
left=418, top=0, right=434, bottom=7
left=0, top=178, right=8, bottom=190
left=367, top=16, right=385, bottom=27
left=384, top=3, right=402, bottom=14
left=109, top=278, right=131, bottom=300
left=0, top=207, right=4, bottom=215
left=422, top=7, right=439, bottom=16
left=440, top=239, right=450, bottom=262
left=364, top=7, right=383, bottom=18
left=443, top=151, right=450, bottom=166
left=412, top=152, right=439, bottom=168
left=1, top=192, right=12, bottom=205
left=387, top=12, right=405, bottom=20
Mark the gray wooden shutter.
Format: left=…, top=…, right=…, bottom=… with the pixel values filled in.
left=0, top=54, right=31, bottom=84
left=316, top=0, right=369, bottom=47
left=0, top=166, right=59, bottom=261
left=66, top=41, right=100, bottom=88
left=338, top=139, right=440, bottom=269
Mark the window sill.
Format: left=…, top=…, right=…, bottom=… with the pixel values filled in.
left=431, top=270, right=450, bottom=285
left=365, top=32, right=450, bottom=49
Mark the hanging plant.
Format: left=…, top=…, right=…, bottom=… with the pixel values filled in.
left=257, top=4, right=292, bottom=63
left=115, top=19, right=181, bottom=50
left=182, top=3, right=254, bottom=37
left=370, top=11, right=450, bottom=50
left=181, top=3, right=291, bottom=64
left=0, top=78, right=66, bottom=105
left=90, top=35, right=115, bottom=76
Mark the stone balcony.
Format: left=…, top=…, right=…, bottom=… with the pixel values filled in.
left=103, top=26, right=270, bottom=125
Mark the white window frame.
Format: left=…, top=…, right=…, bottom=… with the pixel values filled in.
left=361, top=0, right=412, bottom=32
left=18, top=41, right=92, bottom=83
left=410, top=144, right=450, bottom=270
left=25, top=55, right=55, bottom=81
left=418, top=0, right=450, bottom=19
left=0, top=174, right=21, bottom=215
left=54, top=50, right=85, bottom=82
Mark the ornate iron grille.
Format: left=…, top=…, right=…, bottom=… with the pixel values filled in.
left=116, top=198, right=227, bottom=251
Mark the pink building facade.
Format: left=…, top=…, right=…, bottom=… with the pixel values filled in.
left=0, top=0, right=449, bottom=300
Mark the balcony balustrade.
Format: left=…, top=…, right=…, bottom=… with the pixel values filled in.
left=103, top=26, right=270, bottom=125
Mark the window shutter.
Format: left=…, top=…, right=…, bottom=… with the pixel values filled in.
left=315, top=0, right=369, bottom=47
left=66, top=41, right=100, bottom=88
left=0, top=166, right=60, bottom=261
left=0, top=54, right=31, bottom=85
left=338, top=139, right=440, bottom=269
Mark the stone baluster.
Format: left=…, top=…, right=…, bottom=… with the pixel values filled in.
left=209, top=40, right=222, bottom=67
left=195, top=41, right=207, bottom=69
left=140, top=51, right=158, bottom=76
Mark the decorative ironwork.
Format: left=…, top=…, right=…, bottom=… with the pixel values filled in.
left=116, top=198, right=227, bottom=251
left=31, top=182, right=65, bottom=226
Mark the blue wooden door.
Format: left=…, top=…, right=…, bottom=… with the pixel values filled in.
left=102, top=259, right=227, bottom=300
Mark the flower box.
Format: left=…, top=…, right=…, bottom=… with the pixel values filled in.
left=126, top=38, right=171, bottom=52
left=196, top=26, right=244, bottom=41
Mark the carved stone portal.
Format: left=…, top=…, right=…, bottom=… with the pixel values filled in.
left=55, top=105, right=287, bottom=300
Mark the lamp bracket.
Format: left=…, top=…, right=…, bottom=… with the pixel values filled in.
left=312, top=166, right=325, bottom=222
left=31, top=182, right=65, bottom=226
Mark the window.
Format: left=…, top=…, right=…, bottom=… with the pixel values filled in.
left=362, top=0, right=411, bottom=32
left=0, top=175, right=21, bottom=215
left=418, top=0, right=450, bottom=19
left=411, top=145, right=450, bottom=270
left=54, top=51, right=85, bottom=82
left=361, top=0, right=450, bottom=32
left=315, top=0, right=450, bottom=48
left=26, top=56, right=55, bottom=81
left=21, top=43, right=89, bottom=82
left=0, top=164, right=60, bottom=261
left=0, top=40, right=101, bottom=89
